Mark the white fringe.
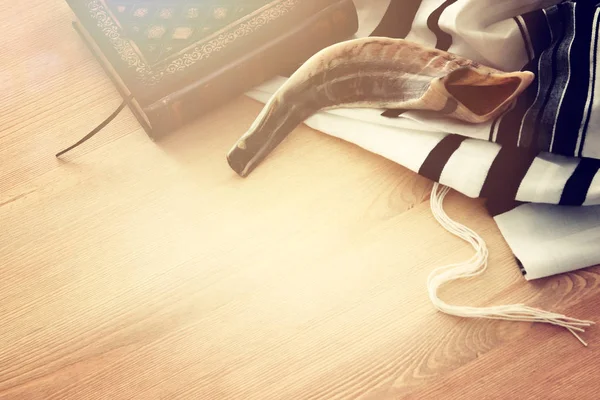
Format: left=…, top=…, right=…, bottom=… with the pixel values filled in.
left=428, top=182, right=595, bottom=346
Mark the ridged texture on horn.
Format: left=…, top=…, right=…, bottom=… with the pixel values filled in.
left=227, top=37, right=535, bottom=178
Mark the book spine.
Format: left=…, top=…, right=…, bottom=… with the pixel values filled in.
left=143, top=0, right=359, bottom=139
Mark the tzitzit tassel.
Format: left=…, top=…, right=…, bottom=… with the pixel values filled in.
left=427, top=182, right=595, bottom=346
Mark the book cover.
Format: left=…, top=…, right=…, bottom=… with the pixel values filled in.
left=59, top=0, right=358, bottom=151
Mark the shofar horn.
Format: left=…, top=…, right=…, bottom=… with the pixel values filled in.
left=227, top=37, right=534, bottom=178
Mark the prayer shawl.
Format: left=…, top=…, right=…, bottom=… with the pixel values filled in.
left=243, top=0, right=600, bottom=342
left=246, top=0, right=600, bottom=281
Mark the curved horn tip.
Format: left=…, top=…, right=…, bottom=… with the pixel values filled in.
left=518, top=70, right=535, bottom=85
left=226, top=145, right=252, bottom=178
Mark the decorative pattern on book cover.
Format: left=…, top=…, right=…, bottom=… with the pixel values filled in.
left=58, top=0, right=358, bottom=152
left=65, top=0, right=348, bottom=104
left=88, top=1, right=297, bottom=85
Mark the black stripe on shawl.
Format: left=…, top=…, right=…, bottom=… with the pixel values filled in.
left=493, top=55, right=541, bottom=148
left=493, top=61, right=538, bottom=148
left=579, top=10, right=600, bottom=157
left=418, top=134, right=466, bottom=182
left=480, top=146, right=539, bottom=216
left=369, top=0, right=423, bottom=39
left=559, top=158, right=600, bottom=205
left=522, top=6, right=553, bottom=56
left=492, top=8, right=549, bottom=148
left=551, top=2, right=595, bottom=156
left=504, top=6, right=564, bottom=153
left=488, top=115, right=500, bottom=142
left=540, top=3, right=576, bottom=155
left=427, top=0, right=459, bottom=51
left=532, top=5, right=568, bottom=153
left=514, top=16, right=534, bottom=62
left=486, top=199, right=529, bottom=218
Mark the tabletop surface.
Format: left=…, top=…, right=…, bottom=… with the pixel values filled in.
left=1, top=1, right=599, bottom=399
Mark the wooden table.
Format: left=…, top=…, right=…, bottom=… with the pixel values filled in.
left=2, top=1, right=599, bottom=398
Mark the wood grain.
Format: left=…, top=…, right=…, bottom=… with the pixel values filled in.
left=1, top=1, right=599, bottom=399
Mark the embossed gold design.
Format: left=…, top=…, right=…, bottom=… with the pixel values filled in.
left=213, top=7, right=228, bottom=20
left=186, top=7, right=199, bottom=19
left=147, top=25, right=166, bottom=39
left=159, top=8, right=174, bottom=19
left=132, top=7, right=148, bottom=18
left=172, top=27, right=194, bottom=40
left=89, top=0, right=299, bottom=86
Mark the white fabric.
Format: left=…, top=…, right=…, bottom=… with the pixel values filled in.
left=495, top=203, right=600, bottom=280
left=516, top=152, right=580, bottom=204
left=583, top=33, right=600, bottom=160
left=439, top=139, right=500, bottom=198
left=351, top=0, right=391, bottom=38
left=403, top=1, right=440, bottom=48
left=578, top=7, right=600, bottom=158
left=585, top=172, right=600, bottom=206
left=442, top=0, right=563, bottom=69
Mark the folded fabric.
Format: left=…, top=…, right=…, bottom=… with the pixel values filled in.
left=245, top=0, right=600, bottom=281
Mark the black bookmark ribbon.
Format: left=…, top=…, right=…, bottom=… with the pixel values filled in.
left=55, top=95, right=133, bottom=158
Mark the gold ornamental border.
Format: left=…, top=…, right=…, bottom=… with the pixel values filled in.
left=86, top=0, right=299, bottom=85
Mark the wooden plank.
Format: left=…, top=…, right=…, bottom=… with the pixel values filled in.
left=1, top=1, right=598, bottom=399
